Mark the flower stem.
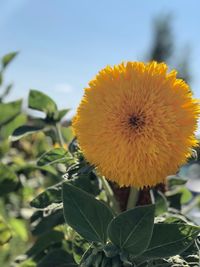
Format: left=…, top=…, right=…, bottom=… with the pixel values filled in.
left=55, top=123, right=65, bottom=147
left=101, top=176, right=120, bottom=213
left=150, top=189, right=155, bottom=204
left=126, top=187, right=139, bottom=210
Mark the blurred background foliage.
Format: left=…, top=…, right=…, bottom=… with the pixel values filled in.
left=0, top=14, right=200, bottom=267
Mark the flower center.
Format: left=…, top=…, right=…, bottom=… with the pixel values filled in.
left=128, top=114, right=145, bottom=129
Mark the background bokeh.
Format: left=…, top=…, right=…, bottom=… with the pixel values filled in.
left=0, top=0, right=200, bottom=116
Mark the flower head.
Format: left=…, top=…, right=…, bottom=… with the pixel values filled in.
left=73, top=62, right=199, bottom=188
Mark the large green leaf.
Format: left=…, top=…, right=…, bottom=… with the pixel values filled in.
left=62, top=183, right=113, bottom=244
left=30, top=183, right=62, bottom=209
left=1, top=51, right=18, bottom=69
left=0, top=99, right=22, bottom=126
left=108, top=205, right=155, bottom=256
left=0, top=163, right=18, bottom=196
left=141, top=223, right=200, bottom=259
left=11, top=125, right=43, bottom=141
left=28, top=89, right=57, bottom=115
left=37, top=148, right=72, bottom=166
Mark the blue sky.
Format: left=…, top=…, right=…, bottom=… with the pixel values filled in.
left=0, top=0, right=200, bottom=117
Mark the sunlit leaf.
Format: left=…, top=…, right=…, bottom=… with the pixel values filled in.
left=28, top=89, right=57, bottom=115
left=0, top=99, right=22, bottom=126
left=2, top=51, right=18, bottom=69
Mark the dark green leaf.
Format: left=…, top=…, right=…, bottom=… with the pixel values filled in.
left=30, top=208, right=64, bottom=235
left=2, top=52, right=18, bottom=69
left=62, top=183, right=113, bottom=244
left=37, top=148, right=72, bottom=166
left=0, top=99, right=22, bottom=126
left=30, top=183, right=62, bottom=209
left=108, top=205, right=155, bottom=256
left=11, top=125, right=43, bottom=141
left=37, top=249, right=77, bottom=267
left=70, top=172, right=101, bottom=196
left=141, top=223, right=200, bottom=259
left=28, top=89, right=57, bottom=115
left=0, top=163, right=18, bottom=196
left=26, top=230, right=64, bottom=257
left=167, top=192, right=182, bottom=210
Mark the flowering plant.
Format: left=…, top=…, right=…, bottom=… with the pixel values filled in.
left=1, top=53, right=200, bottom=267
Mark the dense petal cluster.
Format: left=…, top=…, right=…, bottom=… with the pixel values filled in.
left=72, top=62, right=200, bottom=188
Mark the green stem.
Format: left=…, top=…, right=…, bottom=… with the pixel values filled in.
left=55, top=123, right=65, bottom=147
left=101, top=176, right=120, bottom=213
left=126, top=187, right=139, bottom=210
left=149, top=189, right=155, bottom=204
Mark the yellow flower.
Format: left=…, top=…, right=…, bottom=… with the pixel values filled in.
left=72, top=62, right=200, bottom=188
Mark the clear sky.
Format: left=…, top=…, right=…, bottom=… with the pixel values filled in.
left=0, top=0, right=200, bottom=117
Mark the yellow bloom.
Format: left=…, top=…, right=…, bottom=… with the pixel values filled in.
left=72, top=62, right=199, bottom=188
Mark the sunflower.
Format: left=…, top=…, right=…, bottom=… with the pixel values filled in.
left=72, top=62, right=199, bottom=188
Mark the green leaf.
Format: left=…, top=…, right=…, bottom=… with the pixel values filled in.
left=37, top=148, right=72, bottom=166
left=180, top=187, right=193, bottom=204
left=0, top=216, right=12, bottom=245
left=1, top=51, right=18, bottom=69
left=154, top=191, right=168, bottom=216
left=26, top=230, right=64, bottom=257
left=11, top=125, right=43, bottom=141
left=62, top=182, right=113, bottom=244
left=0, top=113, right=27, bottom=139
left=0, top=163, right=18, bottom=196
left=0, top=83, right=13, bottom=101
left=30, top=183, right=62, bottom=209
left=70, top=172, right=101, bottom=196
left=30, top=208, right=64, bottom=235
left=37, top=249, right=77, bottom=267
left=17, top=259, right=36, bottom=267
left=108, top=205, right=155, bottom=256
left=141, top=223, right=200, bottom=259
left=167, top=192, right=182, bottom=210
left=54, top=109, right=70, bottom=121
left=0, top=99, right=22, bottom=126
left=28, top=89, right=57, bottom=115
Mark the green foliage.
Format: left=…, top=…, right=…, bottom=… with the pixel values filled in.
left=1, top=52, right=18, bottom=69
left=141, top=223, right=200, bottom=259
left=29, top=89, right=58, bottom=116
left=37, top=148, right=73, bottom=166
left=0, top=216, right=12, bottom=245
left=62, top=182, right=113, bottom=244
left=0, top=51, right=200, bottom=267
left=0, top=164, right=18, bottom=196
left=108, top=205, right=155, bottom=255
